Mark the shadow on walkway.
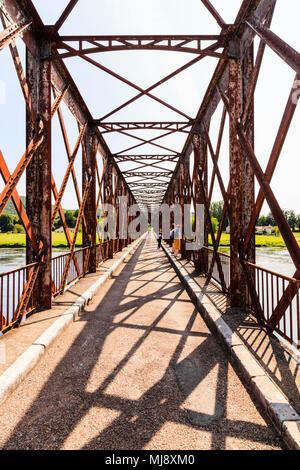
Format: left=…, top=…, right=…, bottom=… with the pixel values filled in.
left=0, top=236, right=283, bottom=450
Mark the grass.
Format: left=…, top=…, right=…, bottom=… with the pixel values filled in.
left=0, top=231, right=299, bottom=249
left=0, top=233, right=83, bottom=248
left=208, top=233, right=300, bottom=248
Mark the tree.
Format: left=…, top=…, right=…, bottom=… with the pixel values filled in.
left=288, top=211, right=297, bottom=231
left=0, top=214, right=15, bottom=232
left=210, top=201, right=229, bottom=230
left=64, top=210, right=77, bottom=228
left=265, top=213, right=275, bottom=226
left=296, top=214, right=300, bottom=231
left=257, top=215, right=267, bottom=226
left=211, top=217, right=219, bottom=234
left=53, top=216, right=62, bottom=231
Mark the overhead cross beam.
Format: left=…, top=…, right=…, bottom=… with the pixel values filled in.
left=54, top=35, right=224, bottom=58
left=96, top=121, right=193, bottom=134
left=54, top=0, right=79, bottom=32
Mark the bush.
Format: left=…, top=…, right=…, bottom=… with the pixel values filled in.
left=13, top=224, right=24, bottom=234
left=0, top=214, right=15, bottom=233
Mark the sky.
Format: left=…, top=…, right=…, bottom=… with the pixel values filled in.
left=0, top=0, right=299, bottom=214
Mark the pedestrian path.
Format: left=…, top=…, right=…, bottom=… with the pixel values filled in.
left=0, top=234, right=283, bottom=450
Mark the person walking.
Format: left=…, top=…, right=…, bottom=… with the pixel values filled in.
left=173, top=225, right=181, bottom=257
left=170, top=226, right=175, bottom=251
left=157, top=229, right=163, bottom=249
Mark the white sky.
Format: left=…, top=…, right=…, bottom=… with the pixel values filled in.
left=0, top=0, right=299, bottom=214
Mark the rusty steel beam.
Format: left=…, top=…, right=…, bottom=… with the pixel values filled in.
left=114, top=155, right=179, bottom=162
left=200, top=0, right=226, bottom=27
left=0, top=127, right=44, bottom=216
left=51, top=123, right=87, bottom=227
left=58, top=42, right=193, bottom=121
left=228, top=48, right=246, bottom=308
left=59, top=178, right=92, bottom=293
left=244, top=73, right=300, bottom=252
left=193, top=133, right=208, bottom=273
left=58, top=34, right=221, bottom=42
left=91, top=42, right=222, bottom=122
left=0, top=150, right=38, bottom=252
left=97, top=121, right=193, bottom=133
left=247, top=17, right=300, bottom=75
left=123, top=171, right=173, bottom=178
left=198, top=169, right=227, bottom=292
left=0, top=20, right=30, bottom=50
left=26, top=40, right=52, bottom=309
left=55, top=35, right=224, bottom=58
left=54, top=0, right=79, bottom=32
left=237, top=125, right=300, bottom=275
left=83, top=127, right=97, bottom=273
left=165, top=0, right=274, bottom=204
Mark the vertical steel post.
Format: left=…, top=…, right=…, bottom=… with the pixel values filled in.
left=229, top=41, right=255, bottom=308
left=242, top=44, right=256, bottom=267
left=83, top=127, right=97, bottom=273
left=105, top=157, right=114, bottom=259
left=26, top=41, right=52, bottom=309
left=193, top=133, right=208, bottom=273
left=180, top=163, right=186, bottom=259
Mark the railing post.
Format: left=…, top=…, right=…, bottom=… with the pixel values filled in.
left=83, top=126, right=97, bottom=273
left=26, top=40, right=52, bottom=309
left=229, top=41, right=255, bottom=309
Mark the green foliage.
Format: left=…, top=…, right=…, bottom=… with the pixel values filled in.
left=211, top=217, right=219, bottom=234
left=2, top=196, right=26, bottom=217
left=210, top=201, right=229, bottom=230
left=64, top=210, right=77, bottom=229
left=0, top=214, right=16, bottom=233
left=283, top=210, right=297, bottom=231
left=257, top=212, right=275, bottom=226
left=13, top=224, right=24, bottom=234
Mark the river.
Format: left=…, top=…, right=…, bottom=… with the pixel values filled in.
left=0, top=249, right=69, bottom=275
left=0, top=247, right=296, bottom=278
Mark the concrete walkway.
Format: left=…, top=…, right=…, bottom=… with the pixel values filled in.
left=0, top=234, right=284, bottom=450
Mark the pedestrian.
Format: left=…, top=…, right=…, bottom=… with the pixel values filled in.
left=173, top=225, right=181, bottom=257
left=170, top=226, right=175, bottom=251
left=157, top=229, right=163, bottom=249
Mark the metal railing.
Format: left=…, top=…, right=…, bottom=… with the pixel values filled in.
left=0, top=262, right=37, bottom=331
left=0, top=242, right=111, bottom=333
left=244, top=262, right=300, bottom=350
left=52, top=246, right=91, bottom=296
left=206, top=247, right=231, bottom=291
left=200, top=246, right=300, bottom=350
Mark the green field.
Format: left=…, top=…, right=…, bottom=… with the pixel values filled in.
left=0, top=233, right=83, bottom=248
left=209, top=233, right=300, bottom=248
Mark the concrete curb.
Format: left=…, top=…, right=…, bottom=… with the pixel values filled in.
left=162, top=242, right=300, bottom=451
left=0, top=234, right=146, bottom=407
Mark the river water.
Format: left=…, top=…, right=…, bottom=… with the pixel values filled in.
left=0, top=247, right=296, bottom=278
left=0, top=248, right=69, bottom=275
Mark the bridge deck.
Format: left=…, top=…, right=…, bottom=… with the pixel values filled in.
left=0, top=235, right=283, bottom=450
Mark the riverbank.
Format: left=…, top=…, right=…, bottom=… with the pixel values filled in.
left=208, top=233, right=300, bottom=248
left=0, top=232, right=299, bottom=248
left=0, top=233, right=83, bottom=248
